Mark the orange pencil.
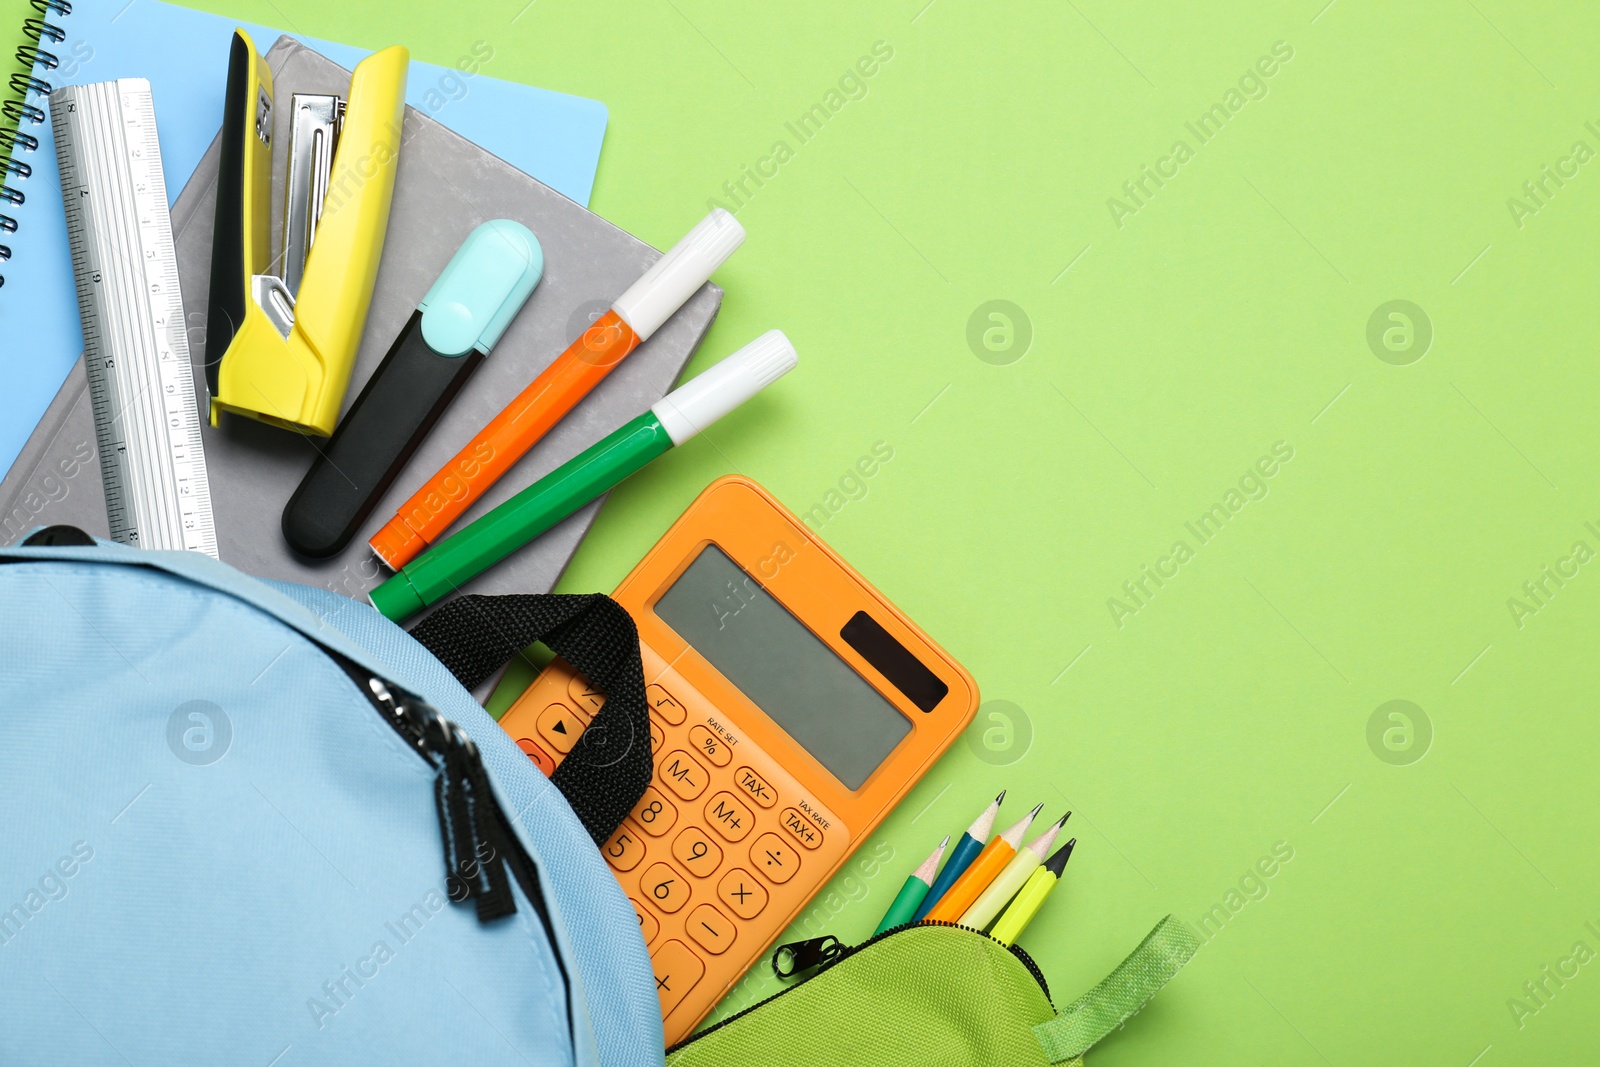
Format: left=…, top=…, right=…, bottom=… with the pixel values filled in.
left=922, top=802, right=1042, bottom=924
left=368, top=209, right=745, bottom=569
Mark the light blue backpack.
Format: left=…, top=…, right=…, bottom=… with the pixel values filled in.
left=0, top=528, right=663, bottom=1066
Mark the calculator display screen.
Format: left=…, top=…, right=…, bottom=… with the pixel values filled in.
left=654, top=545, right=912, bottom=790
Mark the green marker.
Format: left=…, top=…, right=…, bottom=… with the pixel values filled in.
left=370, top=330, right=797, bottom=621
left=873, top=835, right=949, bottom=936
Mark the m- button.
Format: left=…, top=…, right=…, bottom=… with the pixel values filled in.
left=651, top=940, right=704, bottom=1017
left=659, top=750, right=709, bottom=801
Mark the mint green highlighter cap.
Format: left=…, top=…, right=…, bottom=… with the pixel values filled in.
left=418, top=220, right=544, bottom=357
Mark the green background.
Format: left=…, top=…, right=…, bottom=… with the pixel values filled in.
left=12, top=0, right=1600, bottom=1062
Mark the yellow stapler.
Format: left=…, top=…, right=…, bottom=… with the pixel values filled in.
left=204, top=29, right=408, bottom=436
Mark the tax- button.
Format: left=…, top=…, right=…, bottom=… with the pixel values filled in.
left=779, top=807, right=823, bottom=849
left=733, top=766, right=777, bottom=809
left=651, top=940, right=704, bottom=1017
left=717, top=868, right=768, bottom=920
left=536, top=702, right=587, bottom=754
left=704, top=791, right=755, bottom=842
left=689, top=724, right=731, bottom=767
left=751, top=833, right=800, bottom=885
left=639, top=862, right=691, bottom=914
left=658, top=750, right=709, bottom=801
left=647, top=682, right=687, bottom=725
left=686, top=904, right=737, bottom=955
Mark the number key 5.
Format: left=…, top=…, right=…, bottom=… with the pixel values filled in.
left=603, top=823, right=648, bottom=872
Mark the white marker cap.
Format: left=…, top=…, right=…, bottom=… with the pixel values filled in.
left=613, top=209, right=746, bottom=341
left=652, top=330, right=797, bottom=446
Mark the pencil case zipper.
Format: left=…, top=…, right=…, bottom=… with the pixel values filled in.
left=666, top=919, right=1051, bottom=1054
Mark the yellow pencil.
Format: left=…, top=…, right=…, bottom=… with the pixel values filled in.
left=959, top=811, right=1069, bottom=931
left=990, top=838, right=1076, bottom=946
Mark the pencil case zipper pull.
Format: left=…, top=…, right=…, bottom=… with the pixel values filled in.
left=771, top=934, right=847, bottom=979
left=366, top=676, right=517, bottom=921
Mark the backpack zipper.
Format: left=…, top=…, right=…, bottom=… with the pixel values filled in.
left=666, top=920, right=1051, bottom=1053
left=324, top=652, right=575, bottom=1038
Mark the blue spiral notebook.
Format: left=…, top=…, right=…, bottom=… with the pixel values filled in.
left=0, top=0, right=609, bottom=479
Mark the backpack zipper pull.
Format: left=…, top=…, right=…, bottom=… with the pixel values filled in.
left=369, top=677, right=517, bottom=923
left=771, top=935, right=845, bottom=979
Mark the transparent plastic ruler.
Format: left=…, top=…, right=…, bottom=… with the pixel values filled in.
left=51, top=78, right=216, bottom=556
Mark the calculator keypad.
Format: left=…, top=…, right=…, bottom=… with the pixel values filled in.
left=504, top=648, right=849, bottom=1042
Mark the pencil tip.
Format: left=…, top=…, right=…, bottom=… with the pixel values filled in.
left=939, top=834, right=950, bottom=847
left=1056, top=810, right=1072, bottom=827
left=1027, top=802, right=1043, bottom=817
left=1044, top=837, right=1076, bottom=875
left=995, top=789, right=1006, bottom=805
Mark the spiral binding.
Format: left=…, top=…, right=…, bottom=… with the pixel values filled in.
left=1, top=0, right=72, bottom=289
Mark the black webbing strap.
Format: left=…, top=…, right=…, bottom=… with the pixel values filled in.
left=407, top=593, right=651, bottom=845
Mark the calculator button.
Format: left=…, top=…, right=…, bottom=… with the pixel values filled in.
left=640, top=862, right=692, bottom=914
left=515, top=737, right=555, bottom=776
left=632, top=786, right=678, bottom=836
left=751, top=833, right=800, bottom=885
left=686, top=904, right=737, bottom=956
left=689, top=725, right=731, bottom=766
left=603, top=823, right=648, bottom=872
left=650, top=719, right=665, bottom=754
left=536, top=702, right=587, bottom=754
left=717, top=869, right=768, bottom=920
left=568, top=674, right=606, bottom=714
left=652, top=940, right=704, bottom=1017
left=647, top=682, right=687, bottom=725
left=629, top=897, right=659, bottom=946
left=658, top=750, right=709, bottom=801
left=704, top=791, right=755, bottom=842
left=733, top=766, right=777, bottom=809
left=672, top=827, right=723, bottom=878
left=779, top=807, right=823, bottom=850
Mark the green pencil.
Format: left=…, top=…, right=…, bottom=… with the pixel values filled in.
left=873, top=835, right=949, bottom=936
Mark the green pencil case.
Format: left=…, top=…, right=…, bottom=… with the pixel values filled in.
left=664, top=915, right=1199, bottom=1066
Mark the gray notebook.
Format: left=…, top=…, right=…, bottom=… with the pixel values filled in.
left=0, top=36, right=720, bottom=609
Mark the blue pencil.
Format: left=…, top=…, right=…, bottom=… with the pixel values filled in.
left=912, top=789, right=1005, bottom=922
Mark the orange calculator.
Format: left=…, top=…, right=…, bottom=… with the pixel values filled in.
left=497, top=475, right=978, bottom=1042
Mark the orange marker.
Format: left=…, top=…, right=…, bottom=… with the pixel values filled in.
left=922, top=802, right=1042, bottom=924
left=368, top=209, right=746, bottom=568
